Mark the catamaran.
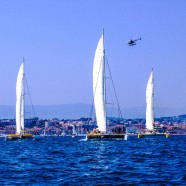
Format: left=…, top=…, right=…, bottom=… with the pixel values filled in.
left=87, top=30, right=126, bottom=140
left=6, top=62, right=35, bottom=140
left=138, top=69, right=169, bottom=138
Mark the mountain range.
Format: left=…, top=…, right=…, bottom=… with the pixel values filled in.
left=0, top=104, right=186, bottom=120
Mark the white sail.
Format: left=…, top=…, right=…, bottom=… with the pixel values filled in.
left=93, top=32, right=106, bottom=132
left=16, top=63, right=24, bottom=134
left=72, top=125, right=76, bottom=135
left=146, top=70, right=154, bottom=131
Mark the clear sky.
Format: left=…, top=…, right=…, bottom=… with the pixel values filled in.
left=1, top=0, right=186, bottom=113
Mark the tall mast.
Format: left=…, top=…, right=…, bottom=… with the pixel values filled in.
left=146, top=68, right=154, bottom=131
left=93, top=30, right=107, bottom=132
left=152, top=68, right=154, bottom=129
left=21, top=58, right=25, bottom=133
left=102, top=29, right=107, bottom=130
left=16, top=61, right=25, bottom=134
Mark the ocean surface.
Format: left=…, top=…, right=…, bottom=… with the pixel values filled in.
left=0, top=136, right=186, bottom=185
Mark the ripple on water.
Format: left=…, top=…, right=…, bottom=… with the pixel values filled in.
left=0, top=136, right=186, bottom=185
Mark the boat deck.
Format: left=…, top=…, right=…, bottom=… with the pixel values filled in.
left=87, top=133, right=125, bottom=140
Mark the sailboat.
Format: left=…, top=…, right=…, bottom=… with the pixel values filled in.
left=72, top=125, right=77, bottom=138
left=6, top=62, right=35, bottom=140
left=87, top=31, right=125, bottom=140
left=138, top=69, right=169, bottom=138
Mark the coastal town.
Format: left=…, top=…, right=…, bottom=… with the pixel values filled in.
left=0, top=114, right=186, bottom=137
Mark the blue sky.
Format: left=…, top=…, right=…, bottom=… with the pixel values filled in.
left=1, top=0, right=186, bottom=112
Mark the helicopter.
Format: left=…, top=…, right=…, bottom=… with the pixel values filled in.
left=128, top=37, right=141, bottom=46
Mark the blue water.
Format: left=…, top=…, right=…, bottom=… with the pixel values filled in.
left=0, top=136, right=186, bottom=185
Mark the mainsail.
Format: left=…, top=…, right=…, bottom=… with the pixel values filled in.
left=146, top=69, right=154, bottom=131
left=93, top=31, right=106, bottom=132
left=16, top=63, right=24, bottom=134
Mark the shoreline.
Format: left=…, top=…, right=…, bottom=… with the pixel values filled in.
left=1, top=133, right=186, bottom=138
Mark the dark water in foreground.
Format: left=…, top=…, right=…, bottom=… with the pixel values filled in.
left=0, top=136, right=186, bottom=185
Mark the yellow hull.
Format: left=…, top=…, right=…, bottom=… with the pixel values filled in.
left=138, top=133, right=170, bottom=138
left=5, top=133, right=34, bottom=140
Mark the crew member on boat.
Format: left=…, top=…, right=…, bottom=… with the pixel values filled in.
left=88, top=128, right=101, bottom=135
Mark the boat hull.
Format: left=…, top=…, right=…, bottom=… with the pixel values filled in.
left=87, top=133, right=125, bottom=140
left=5, top=133, right=34, bottom=140
left=138, top=133, right=170, bottom=138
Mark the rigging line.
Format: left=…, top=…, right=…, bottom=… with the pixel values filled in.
left=154, top=82, right=165, bottom=118
left=25, top=76, right=36, bottom=117
left=105, top=56, right=122, bottom=118
left=105, top=78, right=116, bottom=117
left=87, top=99, right=95, bottom=130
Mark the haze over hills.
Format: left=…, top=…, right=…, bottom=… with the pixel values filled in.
left=0, top=104, right=186, bottom=120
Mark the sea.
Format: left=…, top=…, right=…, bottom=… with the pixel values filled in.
left=0, top=135, right=186, bottom=185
